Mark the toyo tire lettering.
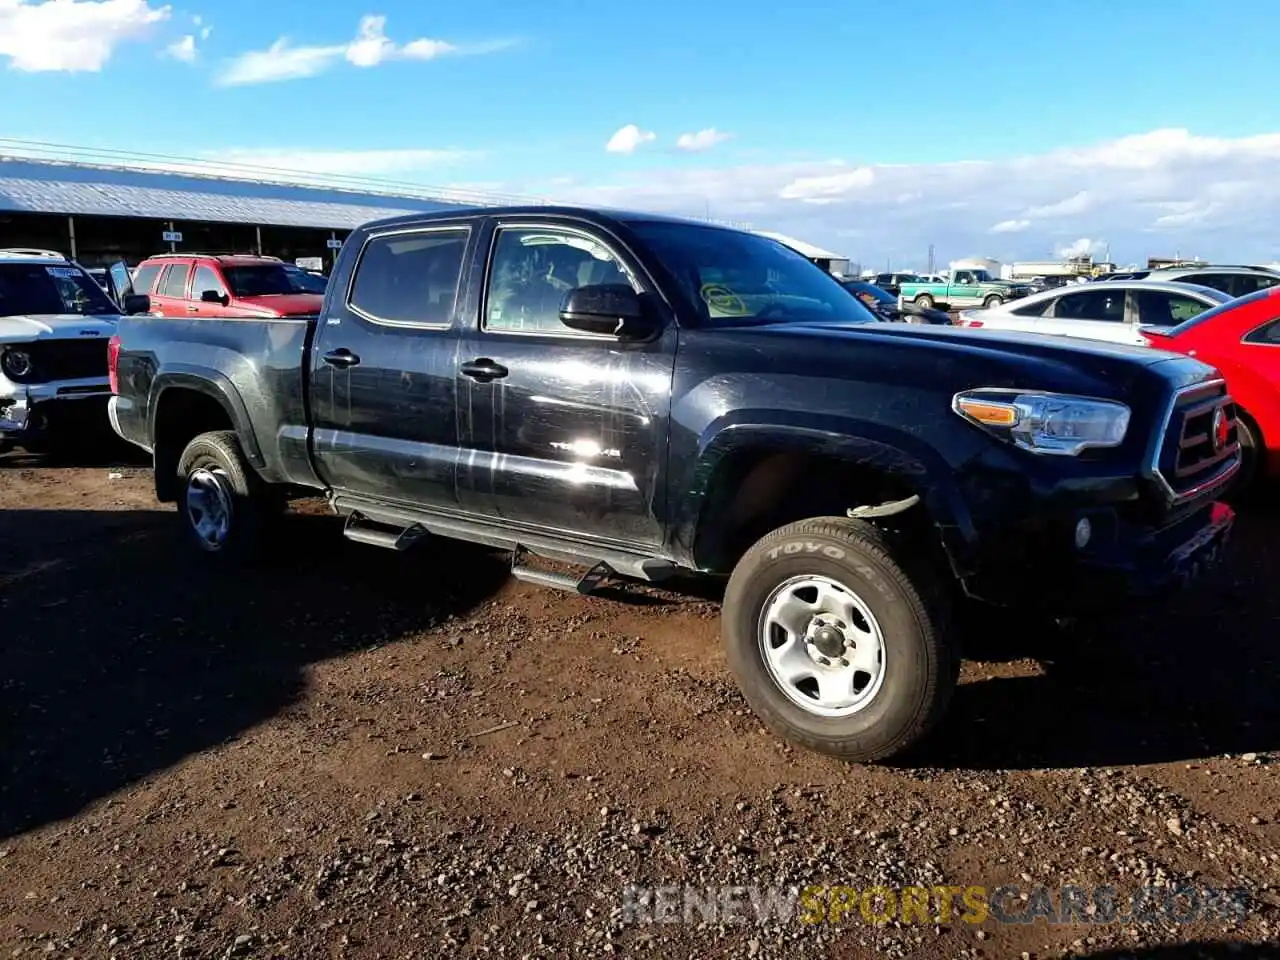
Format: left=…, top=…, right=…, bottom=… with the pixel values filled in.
left=767, top=541, right=846, bottom=560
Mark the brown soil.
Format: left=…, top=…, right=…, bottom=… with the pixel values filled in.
left=2, top=449, right=1278, bottom=959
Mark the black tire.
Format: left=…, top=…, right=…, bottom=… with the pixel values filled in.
left=175, top=430, right=268, bottom=560
left=914, top=293, right=935, bottom=310
left=1233, top=413, right=1262, bottom=495
left=722, top=517, right=955, bottom=763
left=983, top=294, right=1003, bottom=309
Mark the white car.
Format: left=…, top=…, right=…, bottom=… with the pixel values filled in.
left=0, top=249, right=131, bottom=453
left=954, top=280, right=1232, bottom=346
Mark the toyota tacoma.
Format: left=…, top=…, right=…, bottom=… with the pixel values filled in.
left=107, top=207, right=1240, bottom=762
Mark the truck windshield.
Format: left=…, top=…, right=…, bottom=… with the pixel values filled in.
left=224, top=264, right=319, bottom=297
left=0, top=263, right=119, bottom=316
left=628, top=222, right=877, bottom=326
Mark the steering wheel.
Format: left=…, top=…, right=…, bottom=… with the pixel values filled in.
left=756, top=301, right=792, bottom=319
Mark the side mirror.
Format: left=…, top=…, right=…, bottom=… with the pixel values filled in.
left=559, top=283, right=654, bottom=338
left=123, top=294, right=151, bottom=315
left=200, top=289, right=229, bottom=305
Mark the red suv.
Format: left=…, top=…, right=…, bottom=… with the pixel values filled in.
left=131, top=254, right=325, bottom=319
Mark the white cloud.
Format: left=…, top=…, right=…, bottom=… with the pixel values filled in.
left=990, top=219, right=1031, bottom=234
left=605, top=124, right=656, bottom=155
left=675, top=128, right=733, bottom=153
left=527, top=128, right=1280, bottom=265
left=163, top=33, right=195, bottom=61
left=0, top=0, right=170, bottom=72
left=218, top=37, right=342, bottom=85
left=778, top=166, right=874, bottom=204
left=1056, top=238, right=1109, bottom=259
left=1027, top=190, right=1092, bottom=217
left=216, top=14, right=506, bottom=86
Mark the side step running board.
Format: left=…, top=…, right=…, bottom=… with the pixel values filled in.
left=510, top=551, right=614, bottom=595
left=343, top=512, right=427, bottom=552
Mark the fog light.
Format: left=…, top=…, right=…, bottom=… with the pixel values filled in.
left=1074, top=517, right=1092, bottom=550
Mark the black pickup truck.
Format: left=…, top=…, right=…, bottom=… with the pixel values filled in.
left=108, top=206, right=1240, bottom=763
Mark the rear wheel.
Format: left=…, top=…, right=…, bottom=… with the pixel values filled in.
left=722, top=517, right=955, bottom=763
left=914, top=293, right=935, bottom=310
left=176, top=430, right=269, bottom=561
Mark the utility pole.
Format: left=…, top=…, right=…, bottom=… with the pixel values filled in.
left=926, top=244, right=935, bottom=275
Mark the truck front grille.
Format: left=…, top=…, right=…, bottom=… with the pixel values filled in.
left=3, top=338, right=109, bottom=384
left=1153, top=380, right=1240, bottom=504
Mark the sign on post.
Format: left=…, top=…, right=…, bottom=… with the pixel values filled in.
left=326, top=238, right=343, bottom=250
left=162, top=230, right=183, bottom=243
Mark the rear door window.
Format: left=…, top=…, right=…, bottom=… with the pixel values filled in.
left=1244, top=317, right=1280, bottom=344
left=1183, top=273, right=1232, bottom=295
left=1052, top=290, right=1124, bottom=322
left=1231, top=274, right=1280, bottom=297
left=348, top=228, right=469, bottom=326
left=159, top=263, right=190, bottom=298
left=1011, top=296, right=1053, bottom=317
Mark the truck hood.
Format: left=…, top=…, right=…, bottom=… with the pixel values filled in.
left=236, top=293, right=323, bottom=316
left=0, top=313, right=119, bottom=344
left=753, top=320, right=1215, bottom=397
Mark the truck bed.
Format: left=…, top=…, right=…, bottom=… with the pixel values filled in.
left=110, top=314, right=321, bottom=489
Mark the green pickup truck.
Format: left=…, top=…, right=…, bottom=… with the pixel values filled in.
left=898, top=269, right=1032, bottom=311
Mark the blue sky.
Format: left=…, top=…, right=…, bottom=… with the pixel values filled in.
left=3, top=0, right=1280, bottom=268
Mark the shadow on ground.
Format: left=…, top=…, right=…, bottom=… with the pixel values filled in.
left=908, top=500, right=1280, bottom=771
left=0, top=508, right=509, bottom=840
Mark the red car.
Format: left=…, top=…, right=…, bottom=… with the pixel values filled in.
left=129, top=253, right=324, bottom=319
left=1142, top=286, right=1280, bottom=486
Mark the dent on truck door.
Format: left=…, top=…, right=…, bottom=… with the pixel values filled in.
left=455, top=222, right=675, bottom=550
left=308, top=225, right=470, bottom=508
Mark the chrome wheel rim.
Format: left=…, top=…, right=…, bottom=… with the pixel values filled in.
left=186, top=466, right=233, bottom=549
left=758, top=574, right=887, bottom=717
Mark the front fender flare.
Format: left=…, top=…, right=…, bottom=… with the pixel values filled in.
left=671, top=412, right=979, bottom=573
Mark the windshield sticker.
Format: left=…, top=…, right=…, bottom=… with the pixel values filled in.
left=700, top=283, right=749, bottom=317
left=45, top=266, right=82, bottom=279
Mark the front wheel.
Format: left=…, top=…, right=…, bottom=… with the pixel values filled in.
left=983, top=294, right=1004, bottom=309
left=722, top=517, right=955, bottom=763
left=914, top=293, right=935, bottom=310
left=176, top=430, right=269, bottom=560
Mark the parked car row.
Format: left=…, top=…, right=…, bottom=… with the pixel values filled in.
left=953, top=265, right=1280, bottom=490
left=100, top=205, right=1242, bottom=767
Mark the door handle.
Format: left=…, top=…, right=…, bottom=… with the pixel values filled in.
left=185, top=304, right=198, bottom=312
left=322, top=348, right=361, bottom=368
left=460, top=358, right=508, bottom=382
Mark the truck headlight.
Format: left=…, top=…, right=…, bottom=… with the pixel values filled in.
left=952, top=390, right=1131, bottom=456
left=1, top=348, right=32, bottom=379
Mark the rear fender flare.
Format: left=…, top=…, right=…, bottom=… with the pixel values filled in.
left=149, top=367, right=265, bottom=467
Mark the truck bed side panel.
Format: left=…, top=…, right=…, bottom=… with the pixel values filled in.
left=115, top=315, right=321, bottom=488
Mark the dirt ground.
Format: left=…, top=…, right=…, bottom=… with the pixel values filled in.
left=2, top=447, right=1278, bottom=960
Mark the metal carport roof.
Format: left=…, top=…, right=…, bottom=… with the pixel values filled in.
left=0, top=157, right=479, bottom=229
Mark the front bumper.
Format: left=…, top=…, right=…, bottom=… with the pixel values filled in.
left=960, top=500, right=1235, bottom=615
left=1, top=377, right=112, bottom=440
